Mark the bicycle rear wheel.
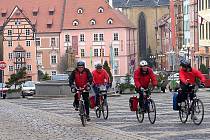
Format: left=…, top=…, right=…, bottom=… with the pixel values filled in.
left=79, top=102, right=86, bottom=127
left=192, top=99, right=204, bottom=125
left=179, top=100, right=189, bottom=123
left=102, top=100, right=109, bottom=120
left=136, top=105, right=144, bottom=123
left=148, top=99, right=156, bottom=124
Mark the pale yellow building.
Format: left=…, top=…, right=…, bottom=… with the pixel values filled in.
left=198, top=0, right=210, bottom=68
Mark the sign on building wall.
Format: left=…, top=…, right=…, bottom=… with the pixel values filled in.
left=72, top=36, right=78, bottom=55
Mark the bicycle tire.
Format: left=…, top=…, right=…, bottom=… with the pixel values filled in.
left=148, top=99, right=156, bottom=124
left=102, top=100, right=109, bottom=120
left=179, top=100, right=189, bottom=123
left=136, top=105, right=144, bottom=123
left=79, top=101, right=86, bottom=127
left=192, top=99, right=204, bottom=125
left=95, top=107, right=101, bottom=118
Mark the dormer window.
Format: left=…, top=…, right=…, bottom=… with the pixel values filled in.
left=107, top=18, right=113, bottom=24
left=1, top=9, right=7, bottom=17
left=47, top=19, right=53, bottom=28
left=72, top=20, right=79, bottom=26
left=90, top=19, right=96, bottom=25
left=49, top=7, right=55, bottom=15
left=77, top=8, right=83, bottom=14
left=32, top=8, right=39, bottom=16
left=98, top=7, right=104, bottom=13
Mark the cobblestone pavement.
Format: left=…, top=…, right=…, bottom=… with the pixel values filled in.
left=2, top=89, right=210, bottom=140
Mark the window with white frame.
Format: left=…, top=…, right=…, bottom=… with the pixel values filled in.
left=107, top=18, right=113, bottom=24
left=81, top=49, right=85, bottom=57
left=100, top=48, right=104, bottom=56
left=8, top=41, right=12, bottom=47
left=99, top=34, right=104, bottom=41
left=26, top=52, right=31, bottom=58
left=16, top=64, right=21, bottom=70
left=94, top=34, right=98, bottom=41
left=77, top=8, right=83, bottom=14
left=114, top=48, right=119, bottom=56
left=9, top=65, right=14, bottom=71
left=8, top=30, right=12, bottom=36
left=26, top=29, right=30, bottom=35
left=94, top=49, right=99, bottom=56
left=90, top=19, right=96, bottom=25
left=26, top=40, right=31, bottom=46
left=51, top=71, right=56, bottom=75
left=51, top=55, right=57, bottom=64
left=51, top=38, right=56, bottom=46
left=9, top=52, right=13, bottom=59
left=37, top=53, right=42, bottom=65
left=65, top=34, right=70, bottom=42
left=80, top=34, right=85, bottom=42
left=113, top=33, right=119, bottom=41
left=36, top=38, right=41, bottom=46
left=27, top=65, right=32, bottom=71
left=98, top=7, right=104, bottom=13
left=73, top=20, right=79, bottom=26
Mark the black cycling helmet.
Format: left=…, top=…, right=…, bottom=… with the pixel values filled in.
left=180, top=59, right=191, bottom=68
left=77, top=61, right=85, bottom=67
left=95, top=63, right=103, bottom=69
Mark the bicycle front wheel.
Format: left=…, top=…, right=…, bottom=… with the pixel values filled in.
left=148, top=99, right=156, bottom=124
left=179, top=100, right=189, bottom=123
left=95, top=107, right=101, bottom=118
left=192, top=99, right=204, bottom=125
left=102, top=100, right=109, bottom=120
left=136, top=105, right=144, bottom=123
left=79, top=102, right=86, bottom=127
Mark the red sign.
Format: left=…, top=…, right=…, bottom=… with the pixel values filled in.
left=0, top=61, right=6, bottom=70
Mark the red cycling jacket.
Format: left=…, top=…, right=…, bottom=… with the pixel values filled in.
left=179, top=68, right=206, bottom=85
left=92, top=69, right=110, bottom=85
left=134, top=67, right=158, bottom=89
left=69, top=68, right=93, bottom=88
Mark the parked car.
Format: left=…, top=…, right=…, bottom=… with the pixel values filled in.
left=0, top=83, right=8, bottom=99
left=51, top=74, right=69, bottom=81
left=21, top=81, right=37, bottom=98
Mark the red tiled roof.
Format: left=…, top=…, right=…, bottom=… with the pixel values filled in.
left=63, top=0, right=136, bottom=29
left=0, top=0, right=64, bottom=33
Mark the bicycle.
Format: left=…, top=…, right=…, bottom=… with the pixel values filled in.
left=71, top=85, right=91, bottom=127
left=178, top=85, right=204, bottom=125
left=136, top=88, right=156, bottom=124
left=95, top=84, right=109, bottom=120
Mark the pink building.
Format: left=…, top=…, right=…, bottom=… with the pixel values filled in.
left=1, top=6, right=37, bottom=82
left=61, top=0, right=137, bottom=76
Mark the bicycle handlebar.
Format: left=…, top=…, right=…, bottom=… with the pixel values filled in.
left=71, top=84, right=91, bottom=93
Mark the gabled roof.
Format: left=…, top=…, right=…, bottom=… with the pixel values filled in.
left=0, top=0, right=65, bottom=33
left=2, top=6, right=35, bottom=32
left=63, top=0, right=135, bottom=30
left=112, top=0, right=169, bottom=8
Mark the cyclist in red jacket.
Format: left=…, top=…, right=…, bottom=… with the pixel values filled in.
left=134, top=60, right=158, bottom=111
left=92, top=63, right=110, bottom=108
left=177, top=59, right=205, bottom=107
left=69, top=61, right=93, bottom=121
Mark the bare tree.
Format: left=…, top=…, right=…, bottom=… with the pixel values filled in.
left=57, top=53, right=68, bottom=73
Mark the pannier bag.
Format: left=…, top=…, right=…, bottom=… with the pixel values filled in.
left=129, top=96, right=138, bottom=111
left=89, top=95, right=96, bottom=109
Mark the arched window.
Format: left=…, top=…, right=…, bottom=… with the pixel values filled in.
left=77, top=8, right=83, bottom=14
left=98, top=7, right=104, bottom=13
left=72, top=20, right=79, bottom=26
left=90, top=19, right=96, bottom=25
left=107, top=18, right=113, bottom=24
left=138, top=12, right=147, bottom=59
